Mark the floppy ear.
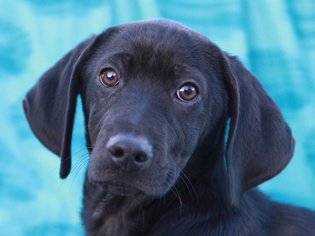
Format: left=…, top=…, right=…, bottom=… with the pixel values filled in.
left=23, top=36, right=97, bottom=179
left=222, top=54, right=295, bottom=206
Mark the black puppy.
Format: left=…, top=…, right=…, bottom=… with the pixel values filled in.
left=23, top=20, right=315, bottom=236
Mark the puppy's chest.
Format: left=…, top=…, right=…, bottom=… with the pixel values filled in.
left=87, top=196, right=149, bottom=236
left=93, top=213, right=131, bottom=236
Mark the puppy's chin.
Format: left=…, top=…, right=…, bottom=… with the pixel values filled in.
left=90, top=178, right=174, bottom=198
left=106, top=183, right=143, bottom=197
left=90, top=180, right=142, bottom=196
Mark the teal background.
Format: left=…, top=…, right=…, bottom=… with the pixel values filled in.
left=0, top=0, right=314, bottom=235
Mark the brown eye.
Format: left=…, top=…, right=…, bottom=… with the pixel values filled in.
left=176, top=83, right=198, bottom=102
left=99, top=68, right=119, bottom=87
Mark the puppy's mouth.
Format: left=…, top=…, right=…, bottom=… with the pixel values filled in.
left=92, top=180, right=143, bottom=196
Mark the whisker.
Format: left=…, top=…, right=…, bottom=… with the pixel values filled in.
left=180, top=170, right=199, bottom=202
left=172, top=165, right=199, bottom=203
left=72, top=154, right=89, bottom=175
left=167, top=168, right=185, bottom=215
left=71, top=153, right=89, bottom=181
left=171, top=185, right=183, bottom=215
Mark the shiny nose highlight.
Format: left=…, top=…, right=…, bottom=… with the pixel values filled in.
left=106, top=134, right=153, bottom=171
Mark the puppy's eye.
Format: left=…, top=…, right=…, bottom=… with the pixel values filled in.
left=176, top=83, right=198, bottom=102
left=99, top=68, right=120, bottom=87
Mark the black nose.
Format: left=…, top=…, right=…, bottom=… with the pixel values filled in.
left=106, top=134, right=153, bottom=171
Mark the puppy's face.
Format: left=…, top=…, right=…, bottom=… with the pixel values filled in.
left=24, top=20, right=293, bottom=205
left=81, top=23, right=226, bottom=196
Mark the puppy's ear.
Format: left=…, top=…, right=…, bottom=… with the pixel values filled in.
left=23, top=36, right=97, bottom=179
left=222, top=54, right=294, bottom=206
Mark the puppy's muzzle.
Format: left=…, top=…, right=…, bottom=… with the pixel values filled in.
left=106, top=134, right=153, bottom=172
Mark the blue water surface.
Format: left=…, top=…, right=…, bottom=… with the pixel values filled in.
left=0, top=0, right=314, bottom=235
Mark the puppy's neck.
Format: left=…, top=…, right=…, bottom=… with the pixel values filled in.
left=82, top=178, right=148, bottom=236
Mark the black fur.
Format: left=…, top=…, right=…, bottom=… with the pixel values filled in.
left=23, top=19, right=315, bottom=236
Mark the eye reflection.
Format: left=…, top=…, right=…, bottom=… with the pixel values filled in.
left=176, top=83, right=198, bottom=102
left=99, top=68, right=120, bottom=87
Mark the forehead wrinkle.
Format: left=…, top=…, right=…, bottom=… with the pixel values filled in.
left=119, top=23, right=195, bottom=56
left=99, top=23, right=210, bottom=83
left=118, top=39, right=177, bottom=80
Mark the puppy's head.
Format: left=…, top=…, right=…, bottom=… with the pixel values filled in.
left=23, top=20, right=294, bottom=205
